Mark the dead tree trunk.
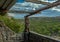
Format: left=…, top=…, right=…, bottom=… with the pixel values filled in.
left=23, top=16, right=30, bottom=42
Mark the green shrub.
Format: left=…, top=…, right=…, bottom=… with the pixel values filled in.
left=0, top=15, right=24, bottom=33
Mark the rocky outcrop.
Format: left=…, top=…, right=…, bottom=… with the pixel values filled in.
left=0, top=21, right=16, bottom=42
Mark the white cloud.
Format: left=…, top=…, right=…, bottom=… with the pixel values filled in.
left=52, top=6, right=60, bottom=12
left=8, top=13, right=15, bottom=16
left=52, top=8, right=60, bottom=12
left=40, top=0, right=57, bottom=3
left=10, top=2, right=44, bottom=12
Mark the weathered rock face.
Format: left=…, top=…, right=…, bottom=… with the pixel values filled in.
left=0, top=21, right=16, bottom=42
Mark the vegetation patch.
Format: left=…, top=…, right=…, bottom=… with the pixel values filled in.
left=30, top=17, right=60, bottom=37
left=0, top=15, right=24, bottom=33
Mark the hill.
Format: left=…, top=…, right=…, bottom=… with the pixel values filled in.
left=29, top=17, right=60, bottom=37
left=0, top=15, right=60, bottom=38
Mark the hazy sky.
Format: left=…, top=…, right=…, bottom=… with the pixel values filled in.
left=9, top=0, right=60, bottom=19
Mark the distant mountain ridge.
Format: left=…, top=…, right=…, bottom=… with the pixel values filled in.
left=30, top=16, right=60, bottom=21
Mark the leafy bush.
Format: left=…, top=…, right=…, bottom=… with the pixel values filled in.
left=0, top=15, right=24, bottom=33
